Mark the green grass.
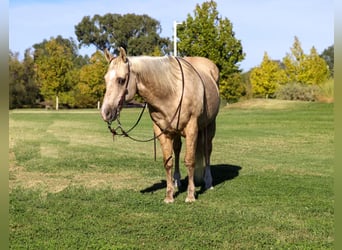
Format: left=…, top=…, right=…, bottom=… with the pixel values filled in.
left=9, top=100, right=334, bottom=249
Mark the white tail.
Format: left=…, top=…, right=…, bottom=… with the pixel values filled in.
left=194, top=125, right=215, bottom=189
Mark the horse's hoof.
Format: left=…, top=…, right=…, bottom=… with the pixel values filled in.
left=185, top=196, right=196, bottom=203
left=164, top=197, right=174, bottom=204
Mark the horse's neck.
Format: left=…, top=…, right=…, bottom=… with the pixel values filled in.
left=130, top=56, right=179, bottom=103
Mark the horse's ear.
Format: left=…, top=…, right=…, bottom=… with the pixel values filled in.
left=119, top=47, right=127, bottom=63
left=104, top=48, right=114, bottom=63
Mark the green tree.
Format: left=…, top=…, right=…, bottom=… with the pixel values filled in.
left=220, top=73, right=246, bottom=103
left=22, top=49, right=41, bottom=106
left=33, top=35, right=79, bottom=63
left=9, top=49, right=40, bottom=108
left=75, top=13, right=172, bottom=55
left=320, top=44, right=334, bottom=77
left=250, top=52, right=287, bottom=98
left=76, top=51, right=107, bottom=108
left=34, top=38, right=75, bottom=110
left=177, top=0, right=245, bottom=102
left=283, top=36, right=329, bottom=85
left=9, top=51, right=25, bottom=108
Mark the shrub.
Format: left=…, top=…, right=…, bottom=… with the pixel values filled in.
left=316, top=78, right=334, bottom=103
left=275, top=83, right=321, bottom=101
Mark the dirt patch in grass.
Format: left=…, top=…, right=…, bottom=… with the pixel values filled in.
left=9, top=152, right=143, bottom=193
left=226, top=99, right=303, bottom=110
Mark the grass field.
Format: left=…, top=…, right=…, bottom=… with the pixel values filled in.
left=9, top=99, right=334, bottom=249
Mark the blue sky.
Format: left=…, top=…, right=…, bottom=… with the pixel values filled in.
left=9, top=0, right=333, bottom=71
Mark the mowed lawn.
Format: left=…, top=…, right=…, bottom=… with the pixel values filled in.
left=9, top=100, right=334, bottom=249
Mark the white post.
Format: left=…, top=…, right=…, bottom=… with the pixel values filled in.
left=56, top=95, right=59, bottom=111
left=173, top=21, right=177, bottom=57
left=97, top=101, right=100, bottom=110
left=173, top=21, right=182, bottom=57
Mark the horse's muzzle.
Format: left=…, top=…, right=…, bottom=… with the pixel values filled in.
left=101, top=107, right=118, bottom=123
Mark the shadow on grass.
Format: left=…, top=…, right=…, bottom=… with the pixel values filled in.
left=140, top=164, right=242, bottom=198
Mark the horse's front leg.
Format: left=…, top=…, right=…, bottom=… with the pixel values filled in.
left=153, top=124, right=174, bottom=203
left=184, top=119, right=198, bottom=203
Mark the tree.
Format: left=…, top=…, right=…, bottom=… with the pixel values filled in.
left=22, top=49, right=41, bottom=106
left=300, top=47, right=330, bottom=85
left=250, top=52, right=287, bottom=98
left=34, top=38, right=75, bottom=110
left=283, top=36, right=329, bottom=85
left=9, top=49, right=40, bottom=108
left=177, top=0, right=245, bottom=102
left=282, top=36, right=304, bottom=84
left=220, top=73, right=246, bottom=103
left=9, top=51, right=25, bottom=108
left=76, top=51, right=107, bottom=108
left=75, top=13, right=172, bottom=55
left=320, top=44, right=334, bottom=77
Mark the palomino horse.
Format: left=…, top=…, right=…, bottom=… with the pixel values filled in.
left=101, top=47, right=220, bottom=203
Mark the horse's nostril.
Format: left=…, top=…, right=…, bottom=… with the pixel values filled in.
left=101, top=108, right=111, bottom=122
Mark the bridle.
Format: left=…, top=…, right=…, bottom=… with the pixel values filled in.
left=112, top=57, right=131, bottom=118
left=106, top=56, right=186, bottom=143
left=106, top=56, right=152, bottom=142
left=106, top=57, right=139, bottom=139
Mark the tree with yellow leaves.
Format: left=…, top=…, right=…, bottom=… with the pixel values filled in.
left=77, top=51, right=107, bottom=108
left=250, top=52, right=287, bottom=98
left=283, top=36, right=329, bottom=85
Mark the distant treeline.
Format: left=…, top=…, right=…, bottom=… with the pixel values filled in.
left=9, top=2, right=334, bottom=109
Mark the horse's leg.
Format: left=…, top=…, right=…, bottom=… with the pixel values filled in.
left=184, top=119, right=198, bottom=203
left=153, top=124, right=175, bottom=203
left=204, top=120, right=216, bottom=190
left=173, top=135, right=182, bottom=188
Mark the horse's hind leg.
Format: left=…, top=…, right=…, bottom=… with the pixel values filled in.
left=184, top=119, right=198, bottom=202
left=173, top=135, right=182, bottom=188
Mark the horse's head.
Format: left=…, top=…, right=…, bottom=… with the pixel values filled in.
left=101, top=47, right=137, bottom=123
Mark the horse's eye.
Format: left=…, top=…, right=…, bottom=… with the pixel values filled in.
left=117, top=77, right=126, bottom=85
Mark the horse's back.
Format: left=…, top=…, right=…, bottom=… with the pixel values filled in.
left=184, top=56, right=220, bottom=123
left=184, top=56, right=219, bottom=86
